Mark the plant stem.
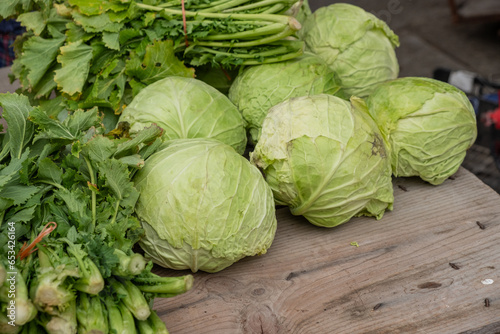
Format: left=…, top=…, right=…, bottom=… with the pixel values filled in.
left=201, top=22, right=286, bottom=41
left=194, top=25, right=296, bottom=48
left=220, top=0, right=296, bottom=13
left=83, top=156, right=97, bottom=232
left=136, top=3, right=293, bottom=25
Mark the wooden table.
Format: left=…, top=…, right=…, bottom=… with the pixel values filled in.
left=152, top=167, right=500, bottom=333
left=1, top=66, right=499, bottom=333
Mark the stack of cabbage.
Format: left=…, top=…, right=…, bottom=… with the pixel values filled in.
left=123, top=2, right=477, bottom=273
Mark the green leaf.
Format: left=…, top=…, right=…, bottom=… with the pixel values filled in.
left=114, top=124, right=163, bottom=158
left=84, top=135, right=116, bottom=162
left=54, top=41, right=93, bottom=96
left=72, top=11, right=123, bottom=33
left=102, top=31, right=120, bottom=50
left=55, top=187, right=92, bottom=229
left=0, top=93, right=35, bottom=160
left=98, top=159, right=134, bottom=201
left=0, top=149, right=30, bottom=188
left=6, top=205, right=36, bottom=223
left=125, top=39, right=195, bottom=85
left=118, top=154, right=144, bottom=169
left=83, top=70, right=127, bottom=110
left=86, top=236, right=119, bottom=278
left=1, top=184, right=40, bottom=206
left=20, top=35, right=66, bottom=88
left=138, top=137, right=163, bottom=161
left=66, top=226, right=79, bottom=243
left=0, top=0, right=23, bottom=18
left=64, top=108, right=101, bottom=136
left=67, top=0, right=104, bottom=16
left=18, top=11, right=46, bottom=35
left=30, top=107, right=101, bottom=142
left=37, top=157, right=63, bottom=184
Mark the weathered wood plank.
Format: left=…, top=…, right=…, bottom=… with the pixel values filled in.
left=153, top=167, right=500, bottom=333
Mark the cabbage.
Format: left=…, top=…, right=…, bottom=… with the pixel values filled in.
left=228, top=52, right=345, bottom=144
left=366, top=77, right=477, bottom=185
left=250, top=94, right=394, bottom=228
left=134, top=138, right=277, bottom=273
left=118, top=76, right=247, bottom=154
left=299, top=3, right=399, bottom=98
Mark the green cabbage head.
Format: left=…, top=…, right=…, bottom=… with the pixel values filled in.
left=118, top=76, right=247, bottom=154
left=228, top=52, right=345, bottom=144
left=366, top=77, right=477, bottom=185
left=250, top=94, right=394, bottom=228
left=300, top=3, right=400, bottom=98
left=134, top=138, right=277, bottom=273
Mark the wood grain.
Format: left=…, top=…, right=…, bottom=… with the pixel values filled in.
left=152, top=167, right=500, bottom=334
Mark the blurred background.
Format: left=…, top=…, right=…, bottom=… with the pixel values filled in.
left=1, top=0, right=499, bottom=193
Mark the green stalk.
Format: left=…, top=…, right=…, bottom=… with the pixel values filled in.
left=34, top=180, right=65, bottom=190
left=0, top=261, right=6, bottom=286
left=112, top=249, right=147, bottom=277
left=118, top=302, right=137, bottom=334
left=148, top=311, right=169, bottom=334
left=132, top=274, right=193, bottom=297
left=76, top=293, right=108, bottom=334
left=64, top=242, right=104, bottom=295
left=194, top=25, right=297, bottom=48
left=135, top=319, right=154, bottom=334
left=198, top=0, right=258, bottom=12
left=220, top=0, right=296, bottom=13
left=201, top=22, right=286, bottom=41
left=43, top=299, right=77, bottom=334
left=110, top=199, right=120, bottom=226
left=193, top=42, right=300, bottom=59
left=83, top=156, right=96, bottom=231
left=13, top=272, right=38, bottom=326
left=259, top=3, right=287, bottom=14
left=32, top=247, right=79, bottom=313
left=234, top=43, right=304, bottom=64
left=109, top=278, right=151, bottom=321
left=137, top=3, right=293, bottom=25
left=0, top=312, right=22, bottom=334
left=104, top=295, right=125, bottom=334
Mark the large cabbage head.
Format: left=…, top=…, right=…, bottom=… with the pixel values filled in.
left=366, top=77, right=477, bottom=185
left=299, top=3, right=399, bottom=98
left=134, top=138, right=277, bottom=273
left=228, top=52, right=345, bottom=144
left=118, top=76, right=247, bottom=154
left=250, top=94, right=394, bottom=228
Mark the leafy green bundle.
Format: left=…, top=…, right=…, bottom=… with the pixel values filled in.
left=0, top=93, right=192, bottom=333
left=1, top=0, right=304, bottom=116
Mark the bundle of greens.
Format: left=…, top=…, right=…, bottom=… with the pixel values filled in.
left=0, top=93, right=193, bottom=333
left=1, top=0, right=304, bottom=118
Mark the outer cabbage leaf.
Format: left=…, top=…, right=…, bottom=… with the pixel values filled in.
left=118, top=76, right=247, bottom=155
left=228, top=52, right=345, bottom=144
left=366, top=77, right=477, bottom=185
left=250, top=94, right=394, bottom=228
left=134, top=139, right=277, bottom=273
left=300, top=3, right=399, bottom=98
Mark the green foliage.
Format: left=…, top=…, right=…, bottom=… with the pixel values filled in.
left=5, top=0, right=303, bottom=119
